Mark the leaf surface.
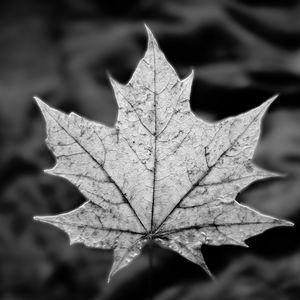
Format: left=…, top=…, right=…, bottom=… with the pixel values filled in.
left=34, top=26, right=293, bottom=282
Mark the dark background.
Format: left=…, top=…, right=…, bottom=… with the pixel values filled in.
left=0, top=0, right=300, bottom=299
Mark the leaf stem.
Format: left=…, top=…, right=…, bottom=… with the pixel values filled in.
left=148, top=240, right=155, bottom=300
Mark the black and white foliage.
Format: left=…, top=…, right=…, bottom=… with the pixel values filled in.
left=34, top=26, right=293, bottom=282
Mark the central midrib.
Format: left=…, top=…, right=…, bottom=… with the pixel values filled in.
left=150, top=39, right=158, bottom=233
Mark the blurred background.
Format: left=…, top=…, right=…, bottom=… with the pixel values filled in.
left=0, top=0, right=300, bottom=299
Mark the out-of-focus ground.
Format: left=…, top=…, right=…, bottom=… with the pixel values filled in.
left=0, top=0, right=300, bottom=299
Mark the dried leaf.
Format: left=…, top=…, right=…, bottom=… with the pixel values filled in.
left=34, top=26, right=293, bottom=282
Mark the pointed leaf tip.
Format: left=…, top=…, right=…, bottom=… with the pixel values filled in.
left=249, top=94, right=277, bottom=118
left=281, top=220, right=294, bottom=227
left=33, top=216, right=44, bottom=222
left=265, top=94, right=278, bottom=106
left=144, top=24, right=158, bottom=47
left=44, top=168, right=54, bottom=176
left=34, top=96, right=50, bottom=115
left=257, top=94, right=278, bottom=115
left=183, top=70, right=194, bottom=83
left=106, top=71, right=120, bottom=87
left=107, top=274, right=112, bottom=284
left=34, top=96, right=44, bottom=107
left=272, top=217, right=294, bottom=227
left=108, top=73, right=120, bottom=88
left=143, top=23, right=151, bottom=33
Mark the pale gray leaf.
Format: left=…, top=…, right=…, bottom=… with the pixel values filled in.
left=34, top=25, right=293, bottom=282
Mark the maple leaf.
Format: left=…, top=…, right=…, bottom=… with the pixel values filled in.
left=34, top=26, right=293, bottom=282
